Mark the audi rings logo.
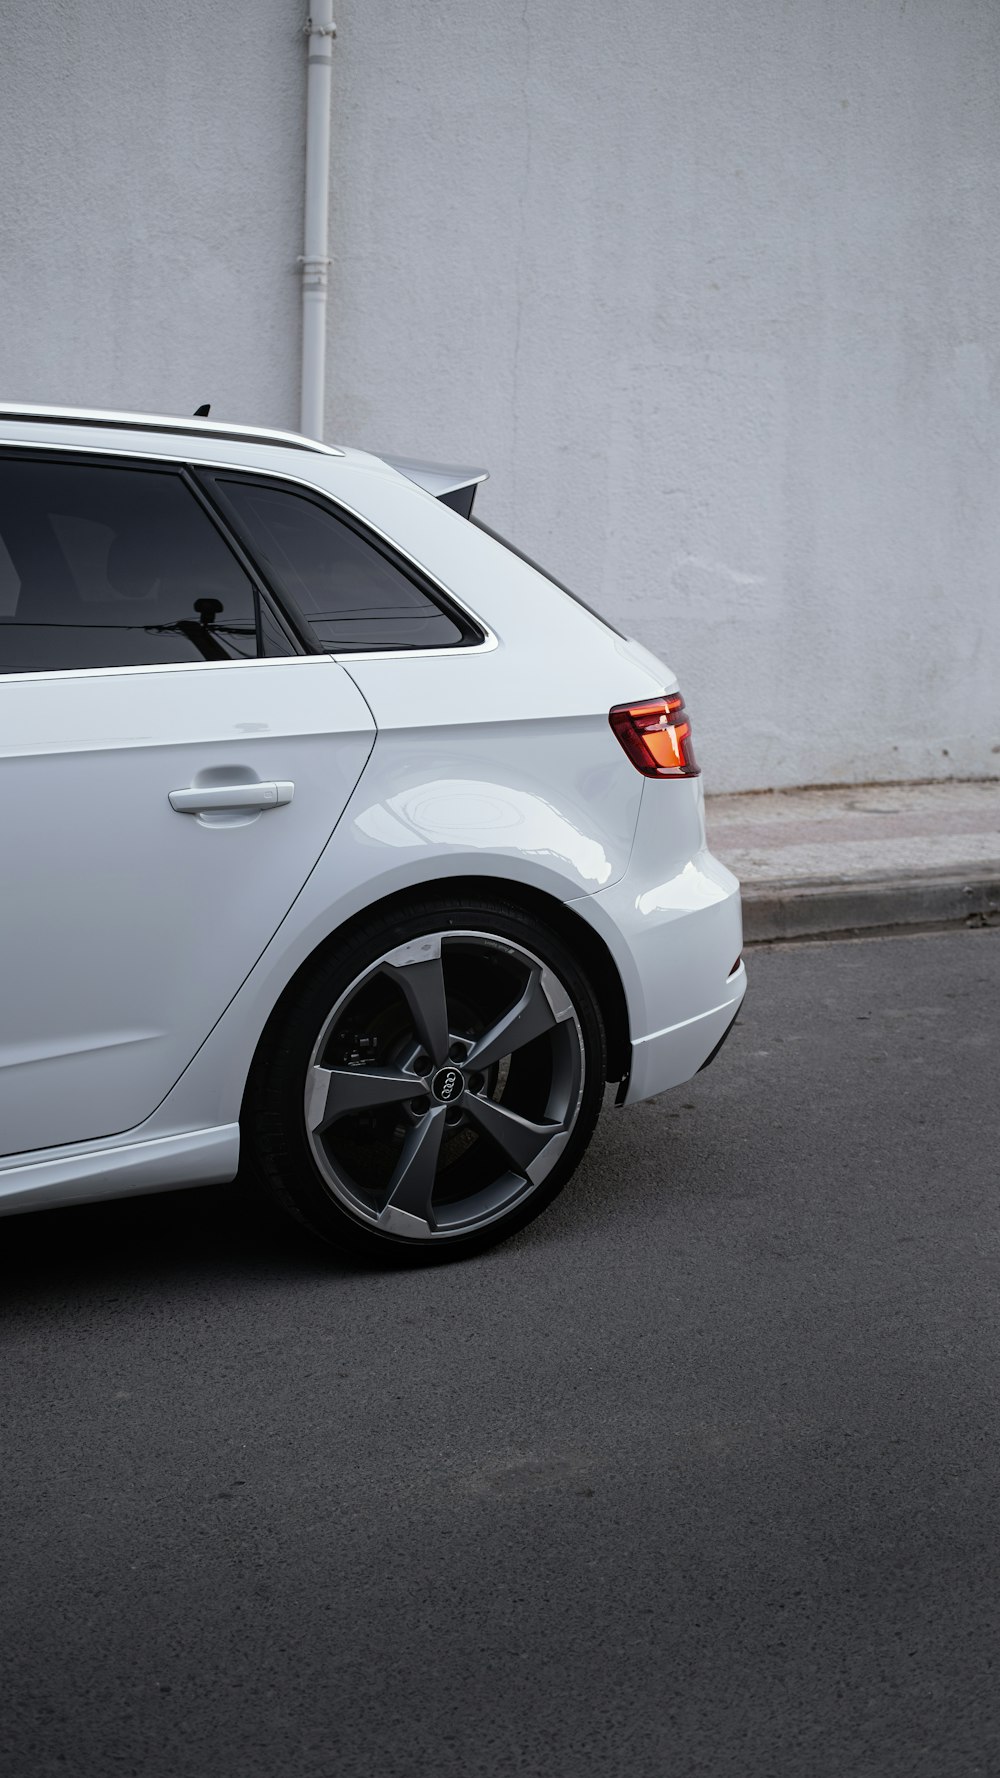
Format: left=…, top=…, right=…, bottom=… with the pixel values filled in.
left=432, top=1066, right=465, bottom=1104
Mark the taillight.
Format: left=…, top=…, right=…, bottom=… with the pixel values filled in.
left=608, top=692, right=700, bottom=778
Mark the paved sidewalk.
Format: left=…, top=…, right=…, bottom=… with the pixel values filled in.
left=705, top=779, right=1000, bottom=942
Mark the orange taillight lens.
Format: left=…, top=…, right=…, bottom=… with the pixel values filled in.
left=608, top=693, right=700, bottom=778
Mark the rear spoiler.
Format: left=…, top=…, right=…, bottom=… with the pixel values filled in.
left=380, top=453, right=488, bottom=519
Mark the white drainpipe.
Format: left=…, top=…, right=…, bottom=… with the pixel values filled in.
left=299, top=4, right=336, bottom=439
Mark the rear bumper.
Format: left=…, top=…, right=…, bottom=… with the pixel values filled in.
left=570, top=778, right=746, bottom=1104
left=618, top=972, right=745, bottom=1104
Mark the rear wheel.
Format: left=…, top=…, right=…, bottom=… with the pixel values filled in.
left=242, top=897, right=606, bottom=1260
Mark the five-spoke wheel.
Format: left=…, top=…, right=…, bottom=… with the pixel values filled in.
left=243, top=898, right=606, bottom=1259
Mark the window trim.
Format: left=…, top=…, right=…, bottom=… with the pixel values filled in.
left=181, top=469, right=303, bottom=659
left=0, top=653, right=346, bottom=688
left=0, top=446, right=304, bottom=674
left=194, top=468, right=489, bottom=660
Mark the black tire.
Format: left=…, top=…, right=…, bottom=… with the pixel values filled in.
left=241, top=895, right=607, bottom=1262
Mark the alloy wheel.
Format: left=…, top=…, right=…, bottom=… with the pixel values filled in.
left=303, top=930, right=586, bottom=1240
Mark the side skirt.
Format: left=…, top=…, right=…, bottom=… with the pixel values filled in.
left=0, top=1124, right=240, bottom=1216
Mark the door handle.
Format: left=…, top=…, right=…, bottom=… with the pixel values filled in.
left=168, top=781, right=294, bottom=814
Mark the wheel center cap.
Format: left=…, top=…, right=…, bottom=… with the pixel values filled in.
left=431, top=1065, right=465, bottom=1105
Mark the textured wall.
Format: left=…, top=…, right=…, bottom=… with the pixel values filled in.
left=2, top=1, right=999, bottom=789
left=326, top=0, right=1000, bottom=790
left=0, top=0, right=303, bottom=428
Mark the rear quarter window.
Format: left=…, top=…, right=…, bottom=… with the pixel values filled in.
left=206, top=476, right=478, bottom=654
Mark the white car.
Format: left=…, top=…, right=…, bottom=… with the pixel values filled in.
left=0, top=404, right=745, bottom=1260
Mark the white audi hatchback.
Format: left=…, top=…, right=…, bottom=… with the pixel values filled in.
left=0, top=404, right=745, bottom=1261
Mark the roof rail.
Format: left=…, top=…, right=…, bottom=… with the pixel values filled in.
left=0, top=403, right=343, bottom=456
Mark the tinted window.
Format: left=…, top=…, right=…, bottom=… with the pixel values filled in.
left=0, top=458, right=290, bottom=674
left=213, top=478, right=468, bottom=653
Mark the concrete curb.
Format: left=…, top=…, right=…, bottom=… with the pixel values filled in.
left=741, top=867, right=1000, bottom=944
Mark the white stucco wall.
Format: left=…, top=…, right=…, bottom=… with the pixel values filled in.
left=2, top=1, right=999, bottom=791
left=0, top=0, right=303, bottom=429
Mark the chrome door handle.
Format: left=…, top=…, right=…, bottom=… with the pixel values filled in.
left=168, top=781, right=294, bottom=814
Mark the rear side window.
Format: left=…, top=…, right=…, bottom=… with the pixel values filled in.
left=0, top=457, right=294, bottom=675
left=208, top=477, right=473, bottom=654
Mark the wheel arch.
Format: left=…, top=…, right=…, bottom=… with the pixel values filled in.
left=244, top=874, right=631, bottom=1096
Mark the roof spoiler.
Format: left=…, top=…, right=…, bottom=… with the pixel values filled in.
left=380, top=453, right=488, bottom=518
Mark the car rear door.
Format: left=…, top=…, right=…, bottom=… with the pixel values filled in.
left=0, top=451, right=375, bottom=1156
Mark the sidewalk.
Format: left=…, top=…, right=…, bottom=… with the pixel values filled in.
left=705, top=779, right=1000, bottom=942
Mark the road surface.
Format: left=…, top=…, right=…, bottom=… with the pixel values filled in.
left=3, top=927, right=999, bottom=1777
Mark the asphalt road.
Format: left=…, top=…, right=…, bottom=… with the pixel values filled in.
left=3, top=927, right=1000, bottom=1778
